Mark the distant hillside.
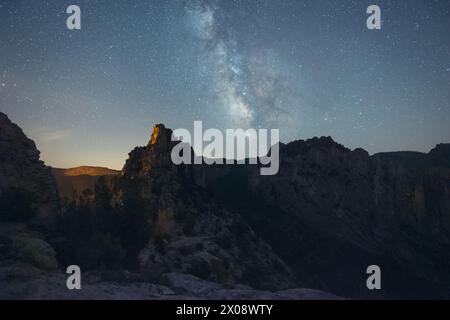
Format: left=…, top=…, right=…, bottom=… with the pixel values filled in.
left=52, top=166, right=120, bottom=200
left=54, top=166, right=120, bottom=177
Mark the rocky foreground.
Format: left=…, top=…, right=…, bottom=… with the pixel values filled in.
left=0, top=266, right=339, bottom=300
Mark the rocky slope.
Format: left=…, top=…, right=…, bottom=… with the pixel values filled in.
left=0, top=113, right=62, bottom=297
left=429, top=143, right=450, bottom=162
left=0, top=270, right=340, bottom=300
left=118, top=124, right=450, bottom=298
left=206, top=138, right=450, bottom=298
left=1, top=114, right=449, bottom=299
left=118, top=125, right=296, bottom=291
left=0, top=112, right=58, bottom=226
left=0, top=115, right=336, bottom=300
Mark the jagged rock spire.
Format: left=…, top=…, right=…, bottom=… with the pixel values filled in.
left=148, top=124, right=174, bottom=151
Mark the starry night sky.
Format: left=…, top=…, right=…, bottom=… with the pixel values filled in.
left=0, top=0, right=449, bottom=169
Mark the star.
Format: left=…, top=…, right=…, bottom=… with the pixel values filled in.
left=0, top=0, right=448, bottom=169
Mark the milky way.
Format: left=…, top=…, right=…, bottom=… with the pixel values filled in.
left=0, top=0, right=449, bottom=169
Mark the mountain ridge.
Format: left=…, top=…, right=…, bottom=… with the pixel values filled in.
left=1, top=113, right=450, bottom=299
left=52, top=166, right=120, bottom=177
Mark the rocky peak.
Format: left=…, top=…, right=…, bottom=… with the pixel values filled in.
left=121, top=124, right=178, bottom=178
left=148, top=124, right=174, bottom=151
left=0, top=112, right=58, bottom=225
left=117, top=124, right=297, bottom=290
left=429, top=143, right=450, bottom=161
left=0, top=112, right=40, bottom=162
left=280, top=136, right=350, bottom=158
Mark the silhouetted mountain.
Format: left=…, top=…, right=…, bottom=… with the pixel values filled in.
left=0, top=112, right=61, bottom=296
left=429, top=143, right=450, bottom=161
left=1, top=114, right=450, bottom=299
left=206, top=138, right=450, bottom=298
left=118, top=125, right=296, bottom=290
left=0, top=112, right=58, bottom=226
left=117, top=125, right=450, bottom=298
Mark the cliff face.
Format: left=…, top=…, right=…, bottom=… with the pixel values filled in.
left=118, top=125, right=296, bottom=290
left=0, top=112, right=58, bottom=225
left=207, top=138, right=450, bottom=298
left=0, top=118, right=330, bottom=298
left=1, top=115, right=449, bottom=298
left=0, top=113, right=60, bottom=290
left=119, top=124, right=450, bottom=298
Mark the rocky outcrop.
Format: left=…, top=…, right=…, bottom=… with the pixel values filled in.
left=1, top=116, right=449, bottom=299
left=118, top=125, right=450, bottom=298
left=0, top=223, right=58, bottom=271
left=429, top=143, right=450, bottom=163
left=119, top=125, right=296, bottom=291
left=0, top=271, right=339, bottom=300
left=206, top=137, right=450, bottom=298
left=0, top=112, right=58, bottom=225
left=0, top=112, right=61, bottom=295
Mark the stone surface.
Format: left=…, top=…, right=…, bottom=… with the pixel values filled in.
left=1, top=117, right=449, bottom=299
left=120, top=125, right=296, bottom=291
left=0, top=112, right=58, bottom=226
left=0, top=269, right=339, bottom=300
left=205, top=137, right=450, bottom=298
